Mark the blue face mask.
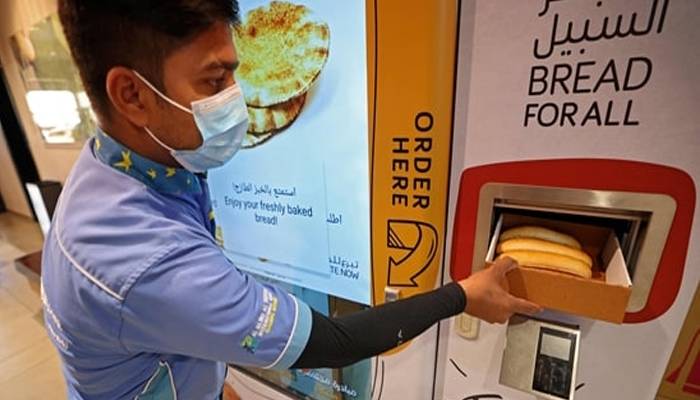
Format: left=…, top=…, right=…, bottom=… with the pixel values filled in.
left=133, top=70, right=249, bottom=173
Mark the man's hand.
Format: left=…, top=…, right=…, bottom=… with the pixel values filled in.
left=459, top=257, right=542, bottom=324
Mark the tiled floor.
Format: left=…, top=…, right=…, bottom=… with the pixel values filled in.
left=0, top=212, right=67, bottom=399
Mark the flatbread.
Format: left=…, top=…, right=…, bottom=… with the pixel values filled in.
left=247, top=92, right=307, bottom=134
left=243, top=93, right=307, bottom=148
left=234, top=1, right=330, bottom=107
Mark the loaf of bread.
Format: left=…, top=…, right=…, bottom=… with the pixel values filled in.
left=497, top=225, right=593, bottom=279
left=499, top=226, right=582, bottom=249
left=498, top=250, right=593, bottom=279
left=497, top=238, right=592, bottom=267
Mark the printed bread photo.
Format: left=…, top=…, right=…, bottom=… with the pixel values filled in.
left=234, top=1, right=330, bottom=147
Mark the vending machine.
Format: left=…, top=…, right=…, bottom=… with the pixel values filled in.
left=209, top=0, right=700, bottom=399
left=437, top=1, right=700, bottom=399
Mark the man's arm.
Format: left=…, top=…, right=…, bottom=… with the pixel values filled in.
left=119, top=234, right=314, bottom=370
left=292, top=257, right=540, bottom=369
left=293, top=282, right=465, bottom=368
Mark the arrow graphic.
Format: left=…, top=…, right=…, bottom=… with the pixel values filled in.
left=387, top=220, right=438, bottom=287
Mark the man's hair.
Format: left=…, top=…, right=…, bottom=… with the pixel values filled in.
left=58, top=0, right=239, bottom=119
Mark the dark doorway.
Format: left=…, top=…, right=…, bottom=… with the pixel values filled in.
left=0, top=65, right=40, bottom=217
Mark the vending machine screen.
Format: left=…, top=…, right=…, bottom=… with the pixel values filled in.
left=532, top=327, right=577, bottom=399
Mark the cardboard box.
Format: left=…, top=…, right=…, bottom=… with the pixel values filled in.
left=486, top=213, right=632, bottom=323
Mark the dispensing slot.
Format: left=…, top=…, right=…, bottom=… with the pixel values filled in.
left=490, top=201, right=651, bottom=279
left=472, top=183, right=676, bottom=314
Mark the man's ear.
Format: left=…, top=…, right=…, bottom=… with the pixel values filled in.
left=105, top=67, right=155, bottom=128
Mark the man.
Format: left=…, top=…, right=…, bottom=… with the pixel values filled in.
left=42, top=1, right=540, bottom=398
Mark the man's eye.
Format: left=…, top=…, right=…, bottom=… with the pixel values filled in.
left=209, top=76, right=226, bottom=90
left=208, top=75, right=226, bottom=92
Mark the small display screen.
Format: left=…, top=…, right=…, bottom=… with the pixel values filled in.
left=540, top=333, right=572, bottom=361
left=533, top=328, right=576, bottom=399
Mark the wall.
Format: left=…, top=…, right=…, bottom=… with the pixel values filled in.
left=0, top=0, right=83, bottom=184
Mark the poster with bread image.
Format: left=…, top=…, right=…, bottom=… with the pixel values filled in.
left=234, top=1, right=330, bottom=147
left=209, top=0, right=371, bottom=305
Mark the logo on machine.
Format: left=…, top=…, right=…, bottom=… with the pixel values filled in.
left=665, top=328, right=700, bottom=396
left=386, top=220, right=438, bottom=287
left=524, top=0, right=670, bottom=129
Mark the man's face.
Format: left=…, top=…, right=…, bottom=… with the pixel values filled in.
left=148, top=22, right=239, bottom=151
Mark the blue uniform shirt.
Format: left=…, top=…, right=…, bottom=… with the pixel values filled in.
left=41, top=129, right=312, bottom=399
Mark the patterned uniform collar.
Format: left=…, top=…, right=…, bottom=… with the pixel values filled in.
left=93, top=128, right=202, bottom=195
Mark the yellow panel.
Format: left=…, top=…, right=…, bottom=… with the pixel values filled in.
left=369, top=0, right=459, bottom=318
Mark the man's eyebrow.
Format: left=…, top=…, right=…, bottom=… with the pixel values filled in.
left=202, top=60, right=240, bottom=72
